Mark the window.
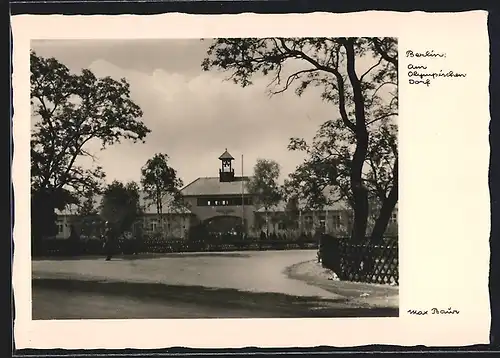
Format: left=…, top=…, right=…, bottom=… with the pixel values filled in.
left=149, top=219, right=158, bottom=232
left=319, top=215, right=326, bottom=227
left=57, top=223, right=64, bottom=234
left=304, top=216, right=313, bottom=230
left=332, top=213, right=342, bottom=229
left=390, top=212, right=398, bottom=223
left=196, top=197, right=252, bottom=207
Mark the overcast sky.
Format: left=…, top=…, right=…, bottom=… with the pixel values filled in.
left=31, top=39, right=341, bottom=188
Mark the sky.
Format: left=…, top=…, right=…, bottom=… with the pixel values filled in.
left=30, top=39, right=342, bottom=188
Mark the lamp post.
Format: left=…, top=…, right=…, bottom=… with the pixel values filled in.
left=241, top=154, right=245, bottom=236
left=154, top=166, right=163, bottom=238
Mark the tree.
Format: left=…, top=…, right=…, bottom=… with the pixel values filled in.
left=202, top=37, right=398, bottom=244
left=100, top=181, right=142, bottom=236
left=30, top=51, right=150, bottom=242
left=77, top=188, right=101, bottom=238
left=246, top=159, right=282, bottom=234
left=283, top=194, right=301, bottom=231
left=140, top=153, right=184, bottom=236
left=286, top=115, right=397, bottom=242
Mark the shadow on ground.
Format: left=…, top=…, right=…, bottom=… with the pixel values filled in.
left=33, top=252, right=252, bottom=261
left=32, top=278, right=399, bottom=320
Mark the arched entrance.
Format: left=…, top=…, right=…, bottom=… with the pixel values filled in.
left=188, top=215, right=245, bottom=244
left=204, top=215, right=244, bottom=234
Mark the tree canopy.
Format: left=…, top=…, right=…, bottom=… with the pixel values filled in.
left=140, top=153, right=184, bottom=220
left=246, top=159, right=282, bottom=211
left=202, top=37, right=398, bottom=243
left=100, top=180, right=142, bottom=235
left=30, top=51, right=150, bottom=240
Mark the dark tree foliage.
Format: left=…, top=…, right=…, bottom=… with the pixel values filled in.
left=30, top=51, right=150, bottom=241
left=100, top=181, right=142, bottom=236
left=141, top=153, right=184, bottom=234
left=246, top=159, right=282, bottom=234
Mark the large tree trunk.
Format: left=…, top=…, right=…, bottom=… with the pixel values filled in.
left=351, top=175, right=369, bottom=243
left=370, top=159, right=398, bottom=245
left=364, top=158, right=398, bottom=280
left=344, top=38, right=370, bottom=244
left=343, top=38, right=371, bottom=279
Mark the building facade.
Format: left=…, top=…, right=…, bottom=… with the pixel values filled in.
left=53, top=149, right=398, bottom=240
left=255, top=202, right=398, bottom=237
left=53, top=192, right=194, bottom=240
left=180, top=149, right=256, bottom=233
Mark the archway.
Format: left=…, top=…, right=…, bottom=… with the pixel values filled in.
left=188, top=215, right=245, bottom=244
left=204, top=215, right=243, bottom=234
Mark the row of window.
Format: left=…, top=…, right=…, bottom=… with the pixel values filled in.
left=197, top=197, right=253, bottom=207
left=56, top=212, right=397, bottom=234
left=146, top=220, right=187, bottom=232
left=56, top=221, right=187, bottom=235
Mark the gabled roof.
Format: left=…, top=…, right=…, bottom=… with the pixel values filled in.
left=55, top=191, right=192, bottom=216
left=181, top=176, right=251, bottom=197
left=218, top=149, right=234, bottom=160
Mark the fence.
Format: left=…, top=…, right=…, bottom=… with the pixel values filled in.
left=320, top=235, right=398, bottom=286
left=32, top=235, right=319, bottom=257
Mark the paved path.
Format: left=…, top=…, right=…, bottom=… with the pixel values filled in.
left=32, top=250, right=399, bottom=319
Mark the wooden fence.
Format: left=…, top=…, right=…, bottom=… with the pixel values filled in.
left=320, top=236, right=398, bottom=285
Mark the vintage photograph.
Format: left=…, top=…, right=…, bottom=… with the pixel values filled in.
left=30, top=37, right=399, bottom=320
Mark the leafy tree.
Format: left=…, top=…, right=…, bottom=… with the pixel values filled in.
left=100, top=181, right=142, bottom=236
left=286, top=115, right=397, bottom=242
left=246, top=159, right=282, bottom=234
left=281, top=193, right=301, bottom=231
left=202, top=37, right=398, bottom=244
left=30, top=51, right=150, bottom=242
left=140, top=153, right=184, bottom=236
left=77, top=188, right=102, bottom=238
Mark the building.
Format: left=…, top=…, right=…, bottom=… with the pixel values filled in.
left=53, top=192, right=194, bottom=240
left=180, top=149, right=255, bottom=234
left=256, top=200, right=398, bottom=237
left=255, top=200, right=352, bottom=236
left=53, top=149, right=398, bottom=240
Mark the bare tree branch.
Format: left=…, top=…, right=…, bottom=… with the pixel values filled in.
left=360, top=56, right=383, bottom=83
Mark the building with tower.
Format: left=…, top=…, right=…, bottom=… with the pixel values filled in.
left=51, top=148, right=397, bottom=241
left=180, top=149, right=256, bottom=234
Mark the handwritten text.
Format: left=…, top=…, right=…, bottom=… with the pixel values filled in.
left=406, top=50, right=446, bottom=58
left=407, top=307, right=460, bottom=316
left=405, top=49, right=467, bottom=87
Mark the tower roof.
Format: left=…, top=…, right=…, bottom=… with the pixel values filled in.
left=218, top=148, right=234, bottom=160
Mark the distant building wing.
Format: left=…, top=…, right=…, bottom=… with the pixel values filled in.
left=55, top=191, right=192, bottom=216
